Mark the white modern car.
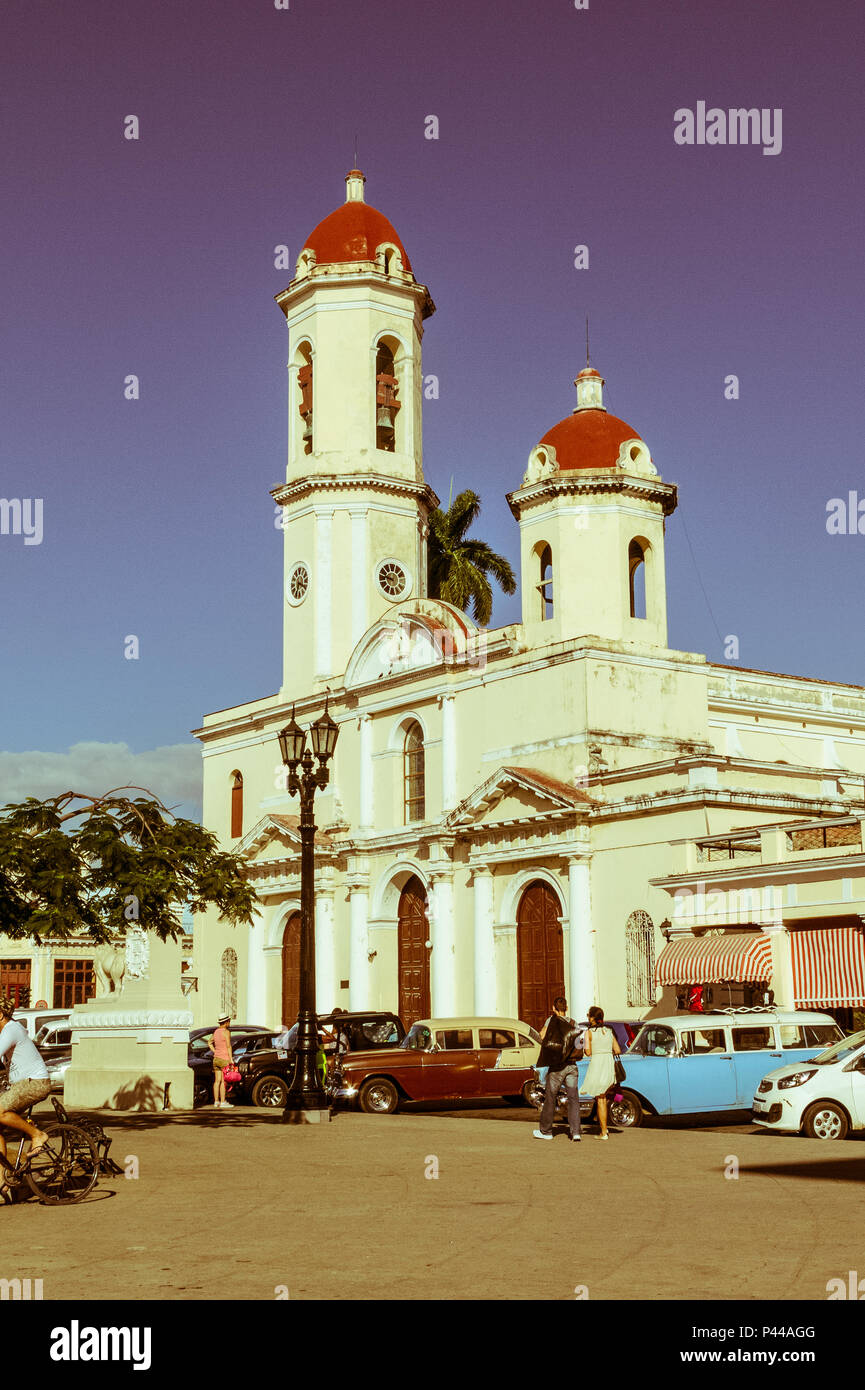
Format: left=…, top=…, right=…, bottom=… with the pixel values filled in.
left=752, top=1027, right=865, bottom=1139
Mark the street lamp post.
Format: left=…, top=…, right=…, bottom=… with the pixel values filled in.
left=278, top=699, right=339, bottom=1120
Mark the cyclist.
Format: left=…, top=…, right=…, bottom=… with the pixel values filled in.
left=0, top=996, right=51, bottom=1187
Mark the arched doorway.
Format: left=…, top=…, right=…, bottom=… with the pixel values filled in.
left=281, top=911, right=301, bottom=1027
left=398, top=876, right=430, bottom=1025
left=517, top=880, right=565, bottom=1031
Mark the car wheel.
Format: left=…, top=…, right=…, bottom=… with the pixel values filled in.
left=802, top=1101, right=849, bottom=1141
left=523, top=1078, right=544, bottom=1107
left=609, top=1089, right=643, bottom=1128
left=250, top=1074, right=289, bottom=1108
left=358, top=1078, right=399, bottom=1114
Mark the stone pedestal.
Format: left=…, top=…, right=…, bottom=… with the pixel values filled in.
left=64, top=935, right=193, bottom=1111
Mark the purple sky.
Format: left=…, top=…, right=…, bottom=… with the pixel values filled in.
left=2, top=0, right=864, bottom=812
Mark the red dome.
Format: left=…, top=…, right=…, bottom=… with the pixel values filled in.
left=539, top=409, right=642, bottom=472
left=303, top=201, right=412, bottom=273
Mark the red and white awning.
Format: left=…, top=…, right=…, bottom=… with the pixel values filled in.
left=655, top=931, right=773, bottom=986
left=791, top=928, right=865, bottom=1009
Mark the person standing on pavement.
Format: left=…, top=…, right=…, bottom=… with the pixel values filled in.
left=209, top=1013, right=235, bottom=1108
left=582, top=1006, right=621, bottom=1140
left=533, top=997, right=582, bottom=1143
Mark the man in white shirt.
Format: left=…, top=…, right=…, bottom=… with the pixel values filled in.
left=0, top=996, right=51, bottom=1174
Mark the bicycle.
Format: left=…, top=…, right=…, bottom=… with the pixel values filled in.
left=0, top=1109, right=99, bottom=1205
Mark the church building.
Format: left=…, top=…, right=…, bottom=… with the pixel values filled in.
left=191, top=171, right=865, bottom=1036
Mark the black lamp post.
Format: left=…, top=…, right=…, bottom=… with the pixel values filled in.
left=277, top=698, right=339, bottom=1120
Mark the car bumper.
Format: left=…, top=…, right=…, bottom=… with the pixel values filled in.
left=752, top=1094, right=799, bottom=1130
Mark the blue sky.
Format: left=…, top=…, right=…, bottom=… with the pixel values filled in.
left=1, top=0, right=863, bottom=816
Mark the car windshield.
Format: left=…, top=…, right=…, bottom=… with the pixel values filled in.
left=811, top=1027, right=865, bottom=1065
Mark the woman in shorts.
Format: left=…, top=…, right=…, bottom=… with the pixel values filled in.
left=209, top=1013, right=235, bottom=1109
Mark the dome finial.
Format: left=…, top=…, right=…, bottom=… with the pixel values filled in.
left=574, top=359, right=605, bottom=413
left=586, top=314, right=590, bottom=368
left=345, top=168, right=366, bottom=203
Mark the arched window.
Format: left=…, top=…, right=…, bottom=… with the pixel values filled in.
left=375, top=341, right=400, bottom=452
left=629, top=540, right=646, bottom=619
left=538, top=544, right=554, bottom=621
left=297, top=345, right=313, bottom=455
left=220, top=947, right=238, bottom=1018
left=625, top=910, right=655, bottom=1006
left=404, top=722, right=425, bottom=823
left=230, top=772, right=243, bottom=839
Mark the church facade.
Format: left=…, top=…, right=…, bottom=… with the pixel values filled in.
left=191, top=170, right=865, bottom=1036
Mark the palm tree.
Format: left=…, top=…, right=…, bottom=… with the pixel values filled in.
left=427, top=489, right=516, bottom=627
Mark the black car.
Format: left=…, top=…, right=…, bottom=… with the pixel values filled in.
left=235, top=1011, right=406, bottom=1108
left=188, top=1024, right=273, bottom=1106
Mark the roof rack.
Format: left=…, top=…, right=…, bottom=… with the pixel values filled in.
left=706, top=1006, right=780, bottom=1016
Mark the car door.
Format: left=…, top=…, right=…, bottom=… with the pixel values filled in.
left=421, top=1027, right=480, bottom=1099
left=729, top=1025, right=780, bottom=1107
left=668, top=1027, right=738, bottom=1111
left=845, top=1046, right=865, bottom=1127
left=589, top=1023, right=675, bottom=1114
left=476, top=1027, right=527, bottom=1097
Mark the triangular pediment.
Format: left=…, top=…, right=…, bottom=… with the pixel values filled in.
left=446, top=765, right=595, bottom=830
left=235, top=814, right=301, bottom=862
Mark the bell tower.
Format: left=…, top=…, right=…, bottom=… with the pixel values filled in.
left=273, top=171, right=439, bottom=692
left=507, top=365, right=678, bottom=649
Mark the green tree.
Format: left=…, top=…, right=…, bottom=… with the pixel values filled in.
left=0, top=787, right=258, bottom=944
left=427, top=489, right=516, bottom=626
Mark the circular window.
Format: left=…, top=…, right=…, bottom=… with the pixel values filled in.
left=286, top=561, right=310, bottom=606
left=376, top=559, right=411, bottom=601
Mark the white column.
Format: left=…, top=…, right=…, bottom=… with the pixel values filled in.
left=315, top=509, right=333, bottom=679
left=440, top=694, right=457, bottom=814
left=430, top=871, right=456, bottom=1015
left=31, top=946, right=52, bottom=1006
left=246, top=908, right=268, bottom=1025
left=358, top=715, right=373, bottom=830
left=764, top=924, right=795, bottom=1008
left=419, top=520, right=429, bottom=599
left=351, top=509, right=368, bottom=648
left=349, top=876, right=370, bottom=1010
left=568, top=858, right=595, bottom=1021
left=315, top=888, right=336, bottom=1012
left=472, top=867, right=496, bottom=1014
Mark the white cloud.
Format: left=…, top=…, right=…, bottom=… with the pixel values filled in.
left=0, top=742, right=203, bottom=818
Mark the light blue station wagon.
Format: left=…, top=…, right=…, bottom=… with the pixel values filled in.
left=596, top=1010, right=844, bottom=1128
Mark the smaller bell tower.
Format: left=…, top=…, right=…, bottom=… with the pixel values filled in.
left=272, top=172, right=439, bottom=692
left=507, top=365, right=678, bottom=650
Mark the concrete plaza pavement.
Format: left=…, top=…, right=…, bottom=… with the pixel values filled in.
left=4, top=1105, right=863, bottom=1301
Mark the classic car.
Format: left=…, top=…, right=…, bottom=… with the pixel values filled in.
left=602, top=1009, right=844, bottom=1127
left=334, top=1016, right=541, bottom=1113
left=753, top=1026, right=865, bottom=1140
left=235, top=1011, right=407, bottom=1107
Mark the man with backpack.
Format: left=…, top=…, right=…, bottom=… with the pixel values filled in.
left=532, top=995, right=582, bottom=1143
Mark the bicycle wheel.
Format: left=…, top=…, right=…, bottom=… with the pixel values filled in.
left=25, top=1123, right=99, bottom=1204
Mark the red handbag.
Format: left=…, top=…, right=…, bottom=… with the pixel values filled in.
left=223, top=1067, right=241, bottom=1085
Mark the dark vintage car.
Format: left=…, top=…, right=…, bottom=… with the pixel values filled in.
left=235, top=1011, right=406, bottom=1107
left=334, top=1016, right=541, bottom=1113
left=188, top=1024, right=273, bottom=1105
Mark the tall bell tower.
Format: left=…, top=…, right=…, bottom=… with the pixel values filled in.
left=273, top=171, right=439, bottom=693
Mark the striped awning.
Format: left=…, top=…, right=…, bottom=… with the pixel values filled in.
left=655, top=931, right=773, bottom=986
left=791, top=928, right=865, bottom=1008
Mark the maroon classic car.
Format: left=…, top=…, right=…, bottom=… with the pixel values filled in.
left=333, top=1016, right=541, bottom=1113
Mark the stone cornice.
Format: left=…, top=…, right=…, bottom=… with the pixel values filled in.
left=272, top=474, right=440, bottom=511
left=592, top=787, right=854, bottom=822
left=506, top=471, right=678, bottom=520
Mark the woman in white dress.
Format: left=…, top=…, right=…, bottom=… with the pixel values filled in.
left=582, top=1006, right=621, bottom=1139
